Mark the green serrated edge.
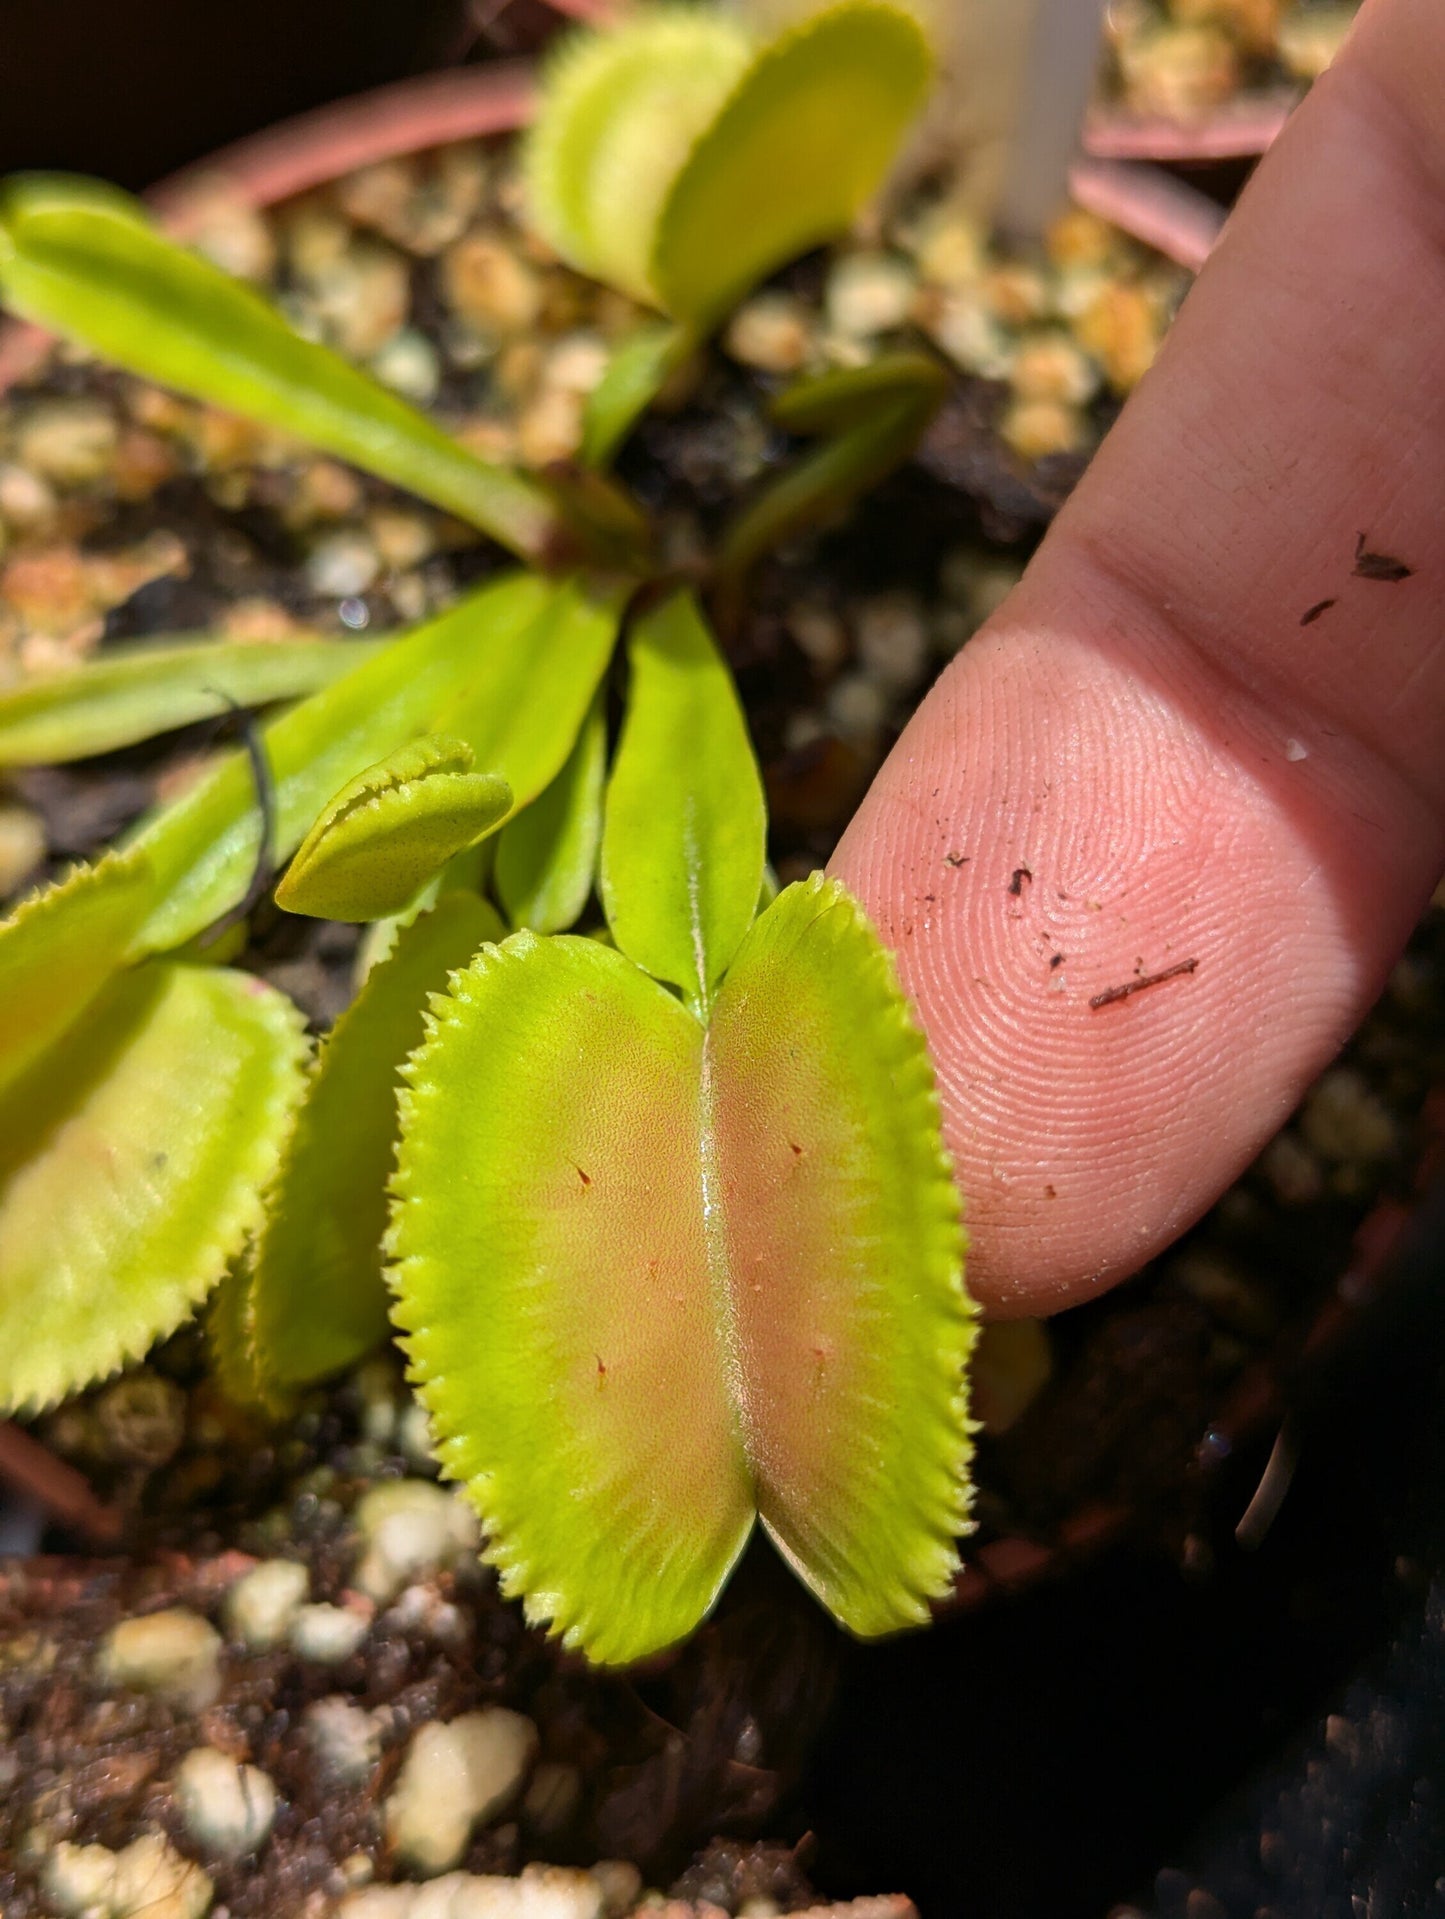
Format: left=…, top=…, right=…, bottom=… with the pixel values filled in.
left=0, top=962, right=309, bottom=1414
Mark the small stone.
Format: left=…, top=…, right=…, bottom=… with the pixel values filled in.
left=1170, top=0, right=1280, bottom=58
left=306, top=530, right=382, bottom=599
left=290, top=1601, right=371, bottom=1664
left=110, top=1832, right=213, bottom=1919
left=340, top=1865, right=604, bottom=1919
left=303, top=1694, right=382, bottom=1785
left=980, top=263, right=1048, bottom=326
left=336, top=157, right=421, bottom=246
left=42, top=1839, right=119, bottom=1915
left=855, top=593, right=929, bottom=695
left=544, top=333, right=610, bottom=397
left=724, top=293, right=813, bottom=373
left=15, top=398, right=118, bottom=488
left=825, top=673, right=888, bottom=744
left=0, top=803, right=44, bottom=897
left=0, top=462, right=59, bottom=532
left=1000, top=397, right=1086, bottom=463
left=1074, top=284, right=1163, bottom=392
left=223, top=1558, right=310, bottom=1651
left=99, top=1608, right=223, bottom=1710
left=183, top=188, right=277, bottom=282
left=786, top=602, right=848, bottom=675
left=310, top=242, right=413, bottom=360
left=366, top=506, right=433, bottom=571
left=591, top=1862, right=642, bottom=1918
left=95, top=1370, right=187, bottom=1466
left=1044, top=208, right=1117, bottom=271
left=515, top=387, right=585, bottom=468
left=1300, top=1068, right=1398, bottom=1167
left=1007, top=330, right=1100, bottom=407
left=1118, top=22, right=1239, bottom=120
left=911, top=202, right=987, bottom=289
left=112, top=427, right=183, bottom=502
left=522, top=1761, right=582, bottom=1837
left=923, top=289, right=1011, bottom=379
left=175, top=1746, right=279, bottom=1859
left=286, top=459, right=366, bottom=528
left=398, top=1399, right=440, bottom=1472
left=1277, top=4, right=1355, bottom=78
left=385, top=1709, right=539, bottom=1876
left=354, top=1478, right=478, bottom=1603
left=824, top=251, right=916, bottom=338
left=372, top=329, right=442, bottom=406
left=443, top=233, right=543, bottom=336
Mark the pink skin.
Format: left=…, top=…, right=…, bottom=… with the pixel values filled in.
left=831, top=0, right=1445, bottom=1318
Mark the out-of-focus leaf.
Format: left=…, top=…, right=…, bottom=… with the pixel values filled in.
left=496, top=690, right=606, bottom=934
left=717, top=353, right=948, bottom=590
left=652, top=3, right=933, bottom=330
left=599, top=589, right=763, bottom=1012
left=126, top=572, right=552, bottom=955
left=0, top=634, right=384, bottom=766
left=0, top=850, right=155, bottom=1099
left=388, top=876, right=973, bottom=1664
left=431, top=574, right=625, bottom=809
left=581, top=320, right=692, bottom=469
left=0, top=176, right=572, bottom=565
left=389, top=931, right=754, bottom=1665
left=276, top=736, right=511, bottom=923
left=706, top=873, right=975, bottom=1635
left=0, top=961, right=307, bottom=1413
left=524, top=10, right=751, bottom=306
left=251, top=891, right=502, bottom=1393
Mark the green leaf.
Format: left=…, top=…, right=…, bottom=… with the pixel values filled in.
left=0, top=634, right=385, bottom=766
left=276, top=736, right=511, bottom=923
left=716, top=352, right=947, bottom=590
left=599, top=589, right=764, bottom=1012
left=652, top=2, right=933, bottom=330
left=126, top=571, right=554, bottom=955
left=431, top=574, right=625, bottom=807
left=0, top=850, right=156, bottom=1099
left=388, top=876, right=973, bottom=1664
left=251, top=891, right=502, bottom=1393
left=706, top=874, right=975, bottom=1635
left=524, top=9, right=752, bottom=306
left=581, top=320, right=692, bottom=469
left=389, top=931, right=754, bottom=1665
left=496, top=690, right=606, bottom=934
left=0, top=960, right=307, bottom=1413
left=0, top=176, right=576, bottom=566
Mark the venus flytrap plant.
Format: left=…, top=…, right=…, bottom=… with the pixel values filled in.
left=0, top=0, right=978, bottom=1660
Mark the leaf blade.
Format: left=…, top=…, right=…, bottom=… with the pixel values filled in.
left=0, top=176, right=567, bottom=564
left=652, top=1, right=933, bottom=331
left=707, top=873, right=975, bottom=1636
left=0, top=634, right=386, bottom=767
left=600, top=589, right=765, bottom=1011
left=251, top=890, right=503, bottom=1392
left=0, top=961, right=308, bottom=1413
left=495, top=689, right=606, bottom=934
left=388, top=932, right=753, bottom=1666
left=127, top=571, right=552, bottom=955
left=276, top=735, right=512, bottom=922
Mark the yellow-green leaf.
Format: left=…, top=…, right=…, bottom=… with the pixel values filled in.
left=580, top=319, right=693, bottom=469
left=707, top=873, right=975, bottom=1634
left=126, top=571, right=554, bottom=955
left=276, top=736, right=511, bottom=923
left=0, top=961, right=308, bottom=1413
left=388, top=876, right=973, bottom=1664
left=496, top=690, right=606, bottom=934
left=0, top=634, right=384, bottom=766
left=0, top=176, right=568, bottom=566
left=524, top=9, right=752, bottom=306
left=652, top=2, right=933, bottom=329
left=0, top=850, right=156, bottom=1099
left=389, top=932, right=755, bottom=1665
left=250, top=891, right=502, bottom=1393
left=599, top=589, right=764, bottom=1013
